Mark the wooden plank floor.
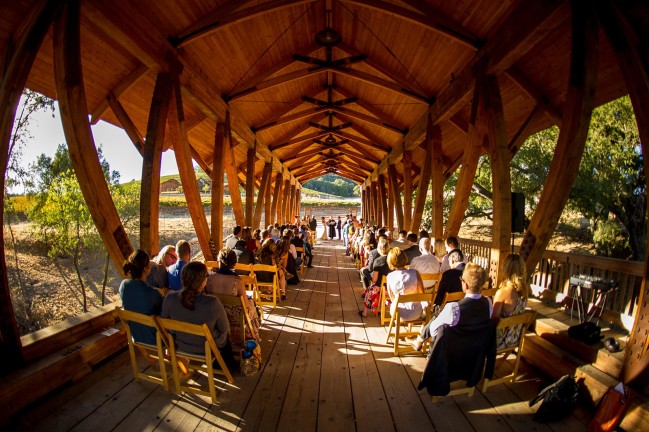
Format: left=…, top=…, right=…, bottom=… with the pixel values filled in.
left=11, top=240, right=590, bottom=432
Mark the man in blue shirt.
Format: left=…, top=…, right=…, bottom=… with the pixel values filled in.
left=167, top=240, right=191, bottom=290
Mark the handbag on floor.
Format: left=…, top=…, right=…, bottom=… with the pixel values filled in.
left=529, top=375, right=579, bottom=423
left=588, top=383, right=629, bottom=432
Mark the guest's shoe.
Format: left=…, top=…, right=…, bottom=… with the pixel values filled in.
left=410, top=336, right=424, bottom=352
left=281, top=294, right=287, bottom=301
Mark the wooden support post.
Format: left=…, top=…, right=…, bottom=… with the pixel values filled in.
left=287, top=182, right=296, bottom=223
left=53, top=0, right=133, bottom=275
left=430, top=123, right=444, bottom=239
left=168, top=64, right=214, bottom=261
left=107, top=94, right=144, bottom=155
left=211, top=122, right=226, bottom=250
left=253, top=162, right=272, bottom=229
left=360, top=188, right=366, bottom=222
left=520, top=1, right=598, bottom=275
left=445, top=68, right=486, bottom=238
left=387, top=177, right=394, bottom=232
left=295, top=187, right=301, bottom=221
left=140, top=72, right=172, bottom=256
left=373, top=180, right=381, bottom=227
left=0, top=0, right=64, bottom=367
left=411, top=125, right=433, bottom=232
left=378, top=174, right=388, bottom=230
left=245, top=146, right=255, bottom=226
left=364, top=185, right=371, bottom=224
left=484, top=75, right=511, bottom=285
left=402, top=150, right=413, bottom=230
left=282, top=178, right=291, bottom=224
left=224, top=113, right=244, bottom=226
left=591, top=1, right=649, bottom=386
left=388, top=164, right=404, bottom=230
left=270, top=171, right=283, bottom=225
left=264, top=169, right=272, bottom=227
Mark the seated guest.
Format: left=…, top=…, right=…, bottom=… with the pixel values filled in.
left=391, top=230, right=409, bottom=250
left=440, top=236, right=467, bottom=273
left=386, top=247, right=425, bottom=322
left=257, top=238, right=286, bottom=299
left=167, top=240, right=191, bottom=291
left=359, top=238, right=393, bottom=317
left=233, top=237, right=255, bottom=274
left=433, top=238, right=447, bottom=261
left=240, top=227, right=255, bottom=253
left=414, top=263, right=495, bottom=396
left=278, top=234, right=300, bottom=286
left=433, top=250, right=466, bottom=306
left=205, top=248, right=261, bottom=344
left=360, top=234, right=382, bottom=289
left=161, top=261, right=237, bottom=369
left=224, top=225, right=241, bottom=250
left=411, top=262, right=493, bottom=351
left=492, top=253, right=530, bottom=349
left=119, top=250, right=163, bottom=345
left=419, top=230, right=429, bottom=239
left=403, top=232, right=421, bottom=264
left=291, top=228, right=311, bottom=268
left=147, top=244, right=177, bottom=288
left=409, top=238, right=441, bottom=292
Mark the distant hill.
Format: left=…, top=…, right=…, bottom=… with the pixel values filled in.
left=303, top=174, right=359, bottom=198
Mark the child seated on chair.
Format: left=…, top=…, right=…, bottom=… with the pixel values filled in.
left=161, top=261, right=238, bottom=370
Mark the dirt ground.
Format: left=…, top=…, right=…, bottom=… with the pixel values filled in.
left=3, top=205, right=592, bottom=336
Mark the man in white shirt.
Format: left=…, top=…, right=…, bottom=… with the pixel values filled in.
left=411, top=262, right=492, bottom=351
left=408, top=238, right=441, bottom=291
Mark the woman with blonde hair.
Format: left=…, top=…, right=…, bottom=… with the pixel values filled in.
left=492, top=253, right=531, bottom=349
left=385, top=247, right=425, bottom=322
left=433, top=238, right=446, bottom=261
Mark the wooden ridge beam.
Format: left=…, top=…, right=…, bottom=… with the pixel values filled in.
left=520, top=1, right=598, bottom=275
left=175, top=0, right=317, bottom=48
left=364, top=0, right=568, bottom=184
left=90, top=63, right=148, bottom=124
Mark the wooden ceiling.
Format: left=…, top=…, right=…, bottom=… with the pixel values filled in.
left=2, top=0, right=643, bottom=187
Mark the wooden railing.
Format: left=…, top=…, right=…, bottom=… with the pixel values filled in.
left=459, top=237, right=643, bottom=317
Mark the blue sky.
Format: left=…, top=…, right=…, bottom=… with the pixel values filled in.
left=19, top=101, right=182, bottom=186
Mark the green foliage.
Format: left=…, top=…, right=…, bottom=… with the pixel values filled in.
left=303, top=174, right=359, bottom=197
left=431, top=95, right=642, bottom=260
left=592, top=218, right=631, bottom=258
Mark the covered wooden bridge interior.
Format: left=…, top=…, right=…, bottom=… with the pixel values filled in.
left=2, top=0, right=649, bottom=427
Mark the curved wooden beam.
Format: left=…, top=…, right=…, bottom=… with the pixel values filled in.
left=53, top=0, right=133, bottom=274
left=174, top=0, right=317, bottom=48
left=340, top=0, right=478, bottom=49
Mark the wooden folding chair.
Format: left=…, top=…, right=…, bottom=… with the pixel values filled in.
left=420, top=273, right=442, bottom=293
left=207, top=293, right=256, bottom=346
left=294, top=247, right=305, bottom=275
left=440, top=290, right=465, bottom=309
left=234, top=262, right=254, bottom=276
left=253, top=263, right=279, bottom=307
left=115, top=307, right=169, bottom=390
left=204, top=260, right=219, bottom=271
left=482, top=310, right=537, bottom=392
left=156, top=317, right=234, bottom=404
left=378, top=276, right=391, bottom=325
left=481, top=287, right=499, bottom=298
left=385, top=292, right=434, bottom=356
